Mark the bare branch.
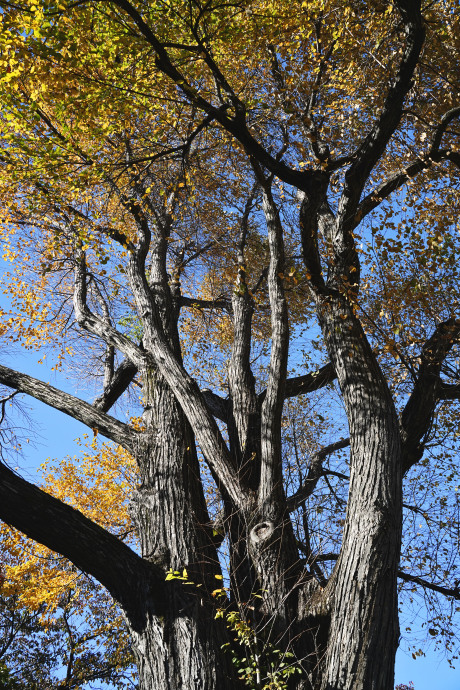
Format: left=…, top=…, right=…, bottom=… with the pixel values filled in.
left=93, top=358, right=139, bottom=412
left=257, top=362, right=336, bottom=405
left=284, top=362, right=336, bottom=399
left=438, top=382, right=460, bottom=400
left=180, top=296, right=232, bottom=313
left=398, top=570, right=460, bottom=600
left=0, top=364, right=137, bottom=453
left=73, top=254, right=148, bottom=370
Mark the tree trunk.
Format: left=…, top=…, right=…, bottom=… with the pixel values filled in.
left=317, top=297, right=402, bottom=690
left=125, top=584, right=236, bottom=690
left=124, top=250, right=239, bottom=689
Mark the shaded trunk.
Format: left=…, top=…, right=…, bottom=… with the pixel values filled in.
left=127, top=367, right=239, bottom=690
left=126, top=263, right=238, bottom=689
left=123, top=570, right=237, bottom=690
left=316, top=296, right=402, bottom=690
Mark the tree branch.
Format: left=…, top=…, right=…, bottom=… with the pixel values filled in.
left=201, top=389, right=229, bottom=423
left=126, top=234, right=249, bottom=510
left=228, top=185, right=260, bottom=475
left=287, top=438, right=350, bottom=512
left=0, top=364, right=137, bottom=453
left=401, top=318, right=460, bottom=474
left=285, top=362, right=336, bottom=399
left=180, top=295, right=232, bottom=313
left=111, top=0, right=330, bottom=195
left=0, top=461, right=164, bottom=621
left=337, top=0, right=425, bottom=234
left=93, top=358, right=139, bottom=412
left=73, top=254, right=148, bottom=370
left=430, top=105, right=460, bottom=152
left=398, top=570, right=460, bottom=600
left=257, top=362, right=336, bottom=405
left=355, top=102, right=460, bottom=224
left=257, top=179, right=289, bottom=507
left=438, top=382, right=460, bottom=400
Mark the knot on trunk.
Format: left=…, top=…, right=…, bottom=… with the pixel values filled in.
left=249, top=520, right=275, bottom=544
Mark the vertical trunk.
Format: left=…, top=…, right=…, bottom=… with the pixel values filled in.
left=128, top=366, right=238, bottom=690
left=125, top=577, right=237, bottom=690
left=317, top=297, right=402, bottom=690
left=227, top=286, right=260, bottom=604
left=126, top=266, right=237, bottom=689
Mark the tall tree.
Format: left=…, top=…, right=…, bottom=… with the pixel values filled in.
left=0, top=0, right=459, bottom=688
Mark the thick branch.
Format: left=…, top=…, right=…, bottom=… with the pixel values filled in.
left=258, top=362, right=336, bottom=405
left=93, top=358, right=138, bottom=412
left=0, top=364, right=137, bottom=453
left=299, top=191, right=327, bottom=292
left=258, top=182, right=289, bottom=506
left=401, top=318, right=460, bottom=474
left=228, top=187, right=259, bottom=471
left=355, top=145, right=460, bottom=225
left=0, top=462, right=164, bottom=620
left=285, top=362, right=336, bottom=399
left=438, top=382, right=460, bottom=400
left=180, top=295, right=232, bottom=313
left=201, top=389, right=229, bottom=423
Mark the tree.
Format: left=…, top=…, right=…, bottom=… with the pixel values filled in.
left=0, top=0, right=459, bottom=688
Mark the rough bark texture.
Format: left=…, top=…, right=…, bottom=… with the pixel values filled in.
left=127, top=239, right=237, bottom=689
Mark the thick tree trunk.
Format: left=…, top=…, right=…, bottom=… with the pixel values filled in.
left=124, top=250, right=239, bottom=688
left=316, top=297, right=402, bottom=690
left=127, top=367, right=239, bottom=690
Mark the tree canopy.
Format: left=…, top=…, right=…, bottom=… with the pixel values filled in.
left=0, top=0, right=459, bottom=688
